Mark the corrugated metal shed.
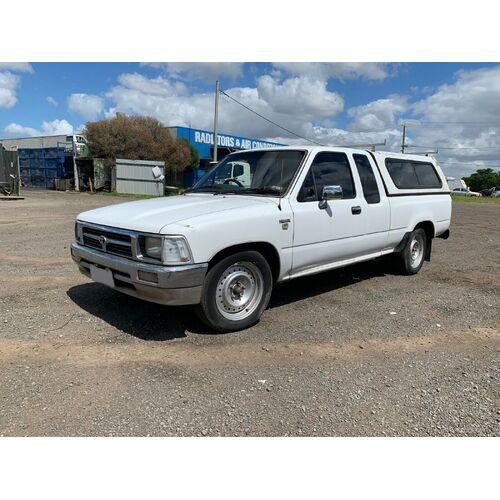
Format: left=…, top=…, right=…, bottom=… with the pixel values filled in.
left=115, top=158, right=165, bottom=196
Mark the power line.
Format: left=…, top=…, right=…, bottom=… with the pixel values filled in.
left=219, top=89, right=324, bottom=146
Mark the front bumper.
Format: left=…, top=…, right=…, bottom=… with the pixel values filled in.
left=71, top=242, right=208, bottom=306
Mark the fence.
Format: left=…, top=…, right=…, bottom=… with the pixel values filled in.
left=115, top=159, right=165, bottom=196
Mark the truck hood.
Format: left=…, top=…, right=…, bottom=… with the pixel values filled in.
left=77, top=193, right=278, bottom=233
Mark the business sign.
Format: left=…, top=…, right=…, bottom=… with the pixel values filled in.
left=193, top=130, right=284, bottom=150
left=174, top=126, right=286, bottom=158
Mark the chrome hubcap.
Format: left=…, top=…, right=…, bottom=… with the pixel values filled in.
left=409, top=234, right=424, bottom=268
left=216, top=262, right=264, bottom=320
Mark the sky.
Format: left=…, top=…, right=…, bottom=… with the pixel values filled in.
left=2, top=62, right=500, bottom=178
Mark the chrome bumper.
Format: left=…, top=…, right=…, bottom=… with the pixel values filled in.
left=71, top=242, right=208, bottom=306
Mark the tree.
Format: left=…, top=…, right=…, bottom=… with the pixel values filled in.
left=83, top=115, right=191, bottom=174
left=462, top=168, right=500, bottom=191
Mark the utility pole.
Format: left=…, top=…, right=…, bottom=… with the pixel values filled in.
left=401, top=123, right=406, bottom=153
left=213, top=80, right=220, bottom=163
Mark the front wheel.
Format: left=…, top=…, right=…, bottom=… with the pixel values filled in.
left=195, top=251, right=273, bottom=332
left=395, top=228, right=427, bottom=275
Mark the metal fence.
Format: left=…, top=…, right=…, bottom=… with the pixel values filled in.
left=115, top=158, right=165, bottom=196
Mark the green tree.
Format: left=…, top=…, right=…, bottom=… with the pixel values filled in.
left=462, top=168, right=500, bottom=191
left=83, top=115, right=191, bottom=174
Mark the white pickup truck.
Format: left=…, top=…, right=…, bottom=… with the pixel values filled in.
left=71, top=146, right=451, bottom=332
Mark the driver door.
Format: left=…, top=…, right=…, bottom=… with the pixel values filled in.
left=289, top=151, right=367, bottom=275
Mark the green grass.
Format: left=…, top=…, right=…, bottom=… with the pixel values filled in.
left=451, top=195, right=500, bottom=204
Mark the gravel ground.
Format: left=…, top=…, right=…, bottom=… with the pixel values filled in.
left=0, top=189, right=499, bottom=436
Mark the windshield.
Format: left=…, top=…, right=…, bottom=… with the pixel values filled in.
left=190, top=150, right=306, bottom=196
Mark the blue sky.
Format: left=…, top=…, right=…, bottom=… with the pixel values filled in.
left=2, top=62, right=500, bottom=178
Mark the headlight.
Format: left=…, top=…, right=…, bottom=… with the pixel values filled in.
left=74, top=221, right=83, bottom=242
left=162, top=236, right=192, bottom=264
left=143, top=235, right=192, bottom=264
left=144, top=236, right=162, bottom=259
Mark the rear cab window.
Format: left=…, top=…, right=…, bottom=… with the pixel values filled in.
left=385, top=158, right=442, bottom=189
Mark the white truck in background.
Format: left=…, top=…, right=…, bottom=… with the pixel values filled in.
left=72, top=146, right=451, bottom=332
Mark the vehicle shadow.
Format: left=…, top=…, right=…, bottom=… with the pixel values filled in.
left=67, top=257, right=395, bottom=341
left=66, top=283, right=208, bottom=340
left=269, top=257, right=393, bottom=309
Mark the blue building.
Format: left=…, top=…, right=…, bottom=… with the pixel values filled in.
left=168, top=126, right=286, bottom=168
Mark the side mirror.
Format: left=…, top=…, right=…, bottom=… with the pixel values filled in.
left=319, top=185, right=342, bottom=209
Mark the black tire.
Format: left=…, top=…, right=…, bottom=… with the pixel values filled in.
left=395, top=228, right=427, bottom=275
left=195, top=250, right=273, bottom=333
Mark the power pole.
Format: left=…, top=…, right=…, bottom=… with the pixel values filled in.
left=401, top=123, right=406, bottom=153
left=213, top=80, right=220, bottom=163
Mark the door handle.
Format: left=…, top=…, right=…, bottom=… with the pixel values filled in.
left=351, top=206, right=362, bottom=215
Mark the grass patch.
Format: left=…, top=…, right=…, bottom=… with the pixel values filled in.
left=451, top=195, right=500, bottom=204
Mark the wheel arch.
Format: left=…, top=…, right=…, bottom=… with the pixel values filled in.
left=207, top=242, right=281, bottom=282
left=413, top=220, right=435, bottom=261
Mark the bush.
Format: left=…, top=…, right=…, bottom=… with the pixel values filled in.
left=83, top=115, right=191, bottom=174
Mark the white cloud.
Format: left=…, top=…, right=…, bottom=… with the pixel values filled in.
left=0, top=72, right=20, bottom=108
left=0, top=62, right=33, bottom=73
left=2, top=119, right=73, bottom=138
left=106, top=72, right=345, bottom=140
left=147, top=62, right=244, bottom=82
left=46, top=95, right=58, bottom=106
left=118, top=73, right=188, bottom=96
left=41, top=119, right=74, bottom=135
left=348, top=95, right=407, bottom=132
left=2, top=122, right=39, bottom=137
left=68, top=93, right=104, bottom=121
left=273, top=63, right=394, bottom=81
left=256, top=75, right=344, bottom=117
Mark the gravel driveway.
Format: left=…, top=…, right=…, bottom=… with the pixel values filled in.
left=0, top=189, right=498, bottom=436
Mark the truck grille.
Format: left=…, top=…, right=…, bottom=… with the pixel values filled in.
left=81, top=225, right=134, bottom=258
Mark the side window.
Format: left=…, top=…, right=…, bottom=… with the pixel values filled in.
left=353, top=154, right=380, bottom=204
left=297, top=168, right=316, bottom=202
left=385, top=159, right=442, bottom=189
left=298, top=152, right=356, bottom=202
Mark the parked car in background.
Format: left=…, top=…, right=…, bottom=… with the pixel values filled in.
left=479, top=187, right=500, bottom=197
left=451, top=187, right=482, bottom=197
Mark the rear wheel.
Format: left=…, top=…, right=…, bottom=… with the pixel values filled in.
left=196, top=251, right=273, bottom=332
left=395, top=228, right=427, bottom=275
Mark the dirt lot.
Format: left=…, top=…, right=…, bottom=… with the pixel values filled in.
left=0, top=189, right=499, bottom=436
